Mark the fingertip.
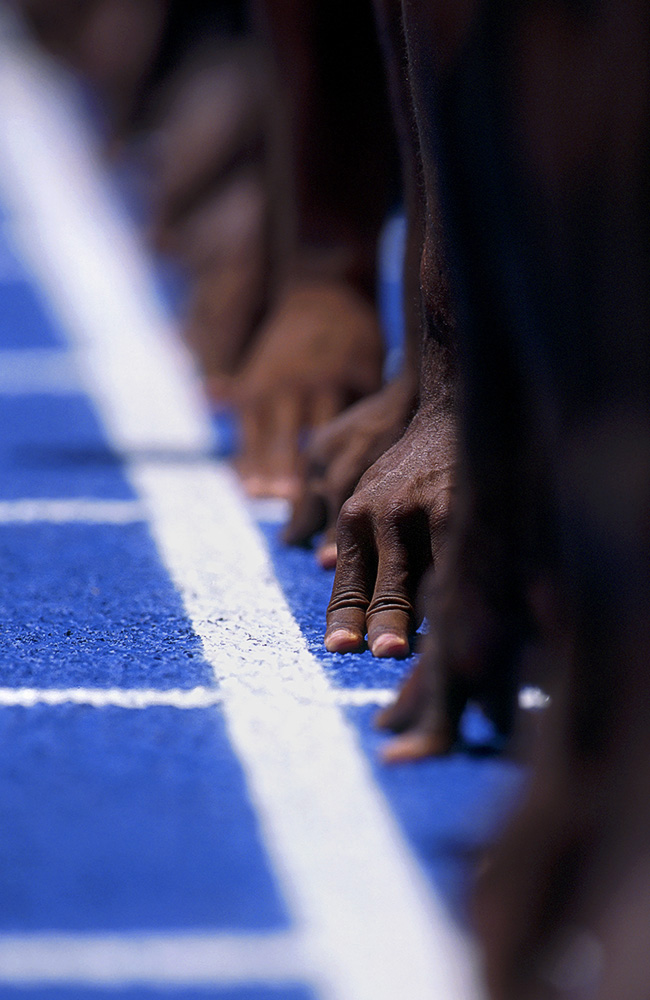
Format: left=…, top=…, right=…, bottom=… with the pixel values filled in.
left=316, top=541, right=337, bottom=569
left=369, top=632, right=410, bottom=659
left=324, top=627, right=365, bottom=653
left=283, top=493, right=327, bottom=547
left=241, top=474, right=266, bottom=498
left=374, top=702, right=396, bottom=730
left=380, top=730, right=444, bottom=764
left=268, top=475, right=300, bottom=501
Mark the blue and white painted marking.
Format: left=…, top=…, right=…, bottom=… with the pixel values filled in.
left=0, top=10, right=523, bottom=1000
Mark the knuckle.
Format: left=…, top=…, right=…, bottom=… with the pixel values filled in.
left=383, top=500, right=413, bottom=526
left=327, top=588, right=370, bottom=616
left=366, top=593, right=414, bottom=620
left=337, top=496, right=368, bottom=531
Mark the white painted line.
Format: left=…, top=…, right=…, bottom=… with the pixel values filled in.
left=0, top=686, right=222, bottom=709
left=519, top=686, right=551, bottom=710
left=246, top=496, right=291, bottom=525
left=0, top=685, right=395, bottom=710
left=0, top=348, right=81, bottom=394
left=0, top=24, right=486, bottom=1000
left=0, top=684, right=547, bottom=714
left=334, top=687, right=396, bottom=707
left=133, top=458, right=483, bottom=1000
left=0, top=498, right=147, bottom=523
left=0, top=931, right=309, bottom=986
left=0, top=13, right=212, bottom=458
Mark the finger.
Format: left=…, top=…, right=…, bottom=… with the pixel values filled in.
left=376, top=659, right=453, bottom=761
left=381, top=728, right=452, bottom=763
left=375, top=660, right=429, bottom=732
left=309, top=388, right=344, bottom=429
left=365, top=526, right=420, bottom=659
left=264, top=393, right=304, bottom=498
left=428, top=489, right=453, bottom=564
left=236, top=401, right=268, bottom=495
left=283, top=489, right=327, bottom=546
left=204, top=371, right=236, bottom=409
left=315, top=448, right=365, bottom=569
left=325, top=508, right=375, bottom=653
left=316, top=524, right=337, bottom=569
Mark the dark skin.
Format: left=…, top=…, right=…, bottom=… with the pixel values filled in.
left=232, top=0, right=395, bottom=498
left=148, top=45, right=274, bottom=401
left=180, top=172, right=269, bottom=405
left=283, top=0, right=425, bottom=551
left=40, top=0, right=395, bottom=494
left=149, top=42, right=269, bottom=255
left=15, top=0, right=169, bottom=140
left=284, top=367, right=419, bottom=567
left=325, top=0, right=461, bottom=663
left=325, top=340, right=457, bottom=659
left=371, top=0, right=650, bottom=996
left=234, top=277, right=385, bottom=498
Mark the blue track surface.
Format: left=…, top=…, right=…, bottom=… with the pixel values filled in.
left=0, top=65, right=523, bottom=998
left=0, top=706, right=289, bottom=932
left=0, top=524, right=211, bottom=688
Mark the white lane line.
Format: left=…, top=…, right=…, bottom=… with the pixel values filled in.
left=0, top=348, right=82, bottom=394
left=0, top=12, right=211, bottom=458
left=0, top=931, right=309, bottom=986
left=0, top=686, right=396, bottom=710
left=0, top=496, right=289, bottom=528
left=0, top=684, right=548, bottom=714
left=519, top=686, right=551, bottom=710
left=133, top=459, right=482, bottom=1000
left=0, top=498, right=147, bottom=523
left=0, top=686, right=222, bottom=709
left=0, top=22, right=485, bottom=1000
left=246, top=496, right=291, bottom=525
left=335, top=687, right=395, bottom=707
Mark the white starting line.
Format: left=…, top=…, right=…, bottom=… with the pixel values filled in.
left=0, top=347, right=82, bottom=394
left=0, top=685, right=397, bottom=710
left=0, top=498, right=148, bottom=523
left=0, top=931, right=310, bottom=987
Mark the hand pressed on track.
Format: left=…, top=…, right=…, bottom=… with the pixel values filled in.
left=324, top=405, right=456, bottom=658
left=233, top=279, right=384, bottom=499
left=284, top=373, right=418, bottom=567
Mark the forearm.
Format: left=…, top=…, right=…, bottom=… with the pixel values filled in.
left=251, top=0, right=396, bottom=295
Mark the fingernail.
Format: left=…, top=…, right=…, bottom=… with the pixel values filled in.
left=380, top=732, right=434, bottom=764
left=381, top=730, right=450, bottom=762
left=370, top=633, right=410, bottom=659
left=242, top=475, right=265, bottom=497
left=324, top=628, right=364, bottom=653
left=269, top=476, right=299, bottom=500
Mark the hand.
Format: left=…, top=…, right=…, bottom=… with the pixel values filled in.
left=233, top=279, right=384, bottom=498
left=284, top=373, right=418, bottom=566
left=374, top=561, right=466, bottom=761
left=324, top=403, right=456, bottom=658
left=377, top=502, right=526, bottom=761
